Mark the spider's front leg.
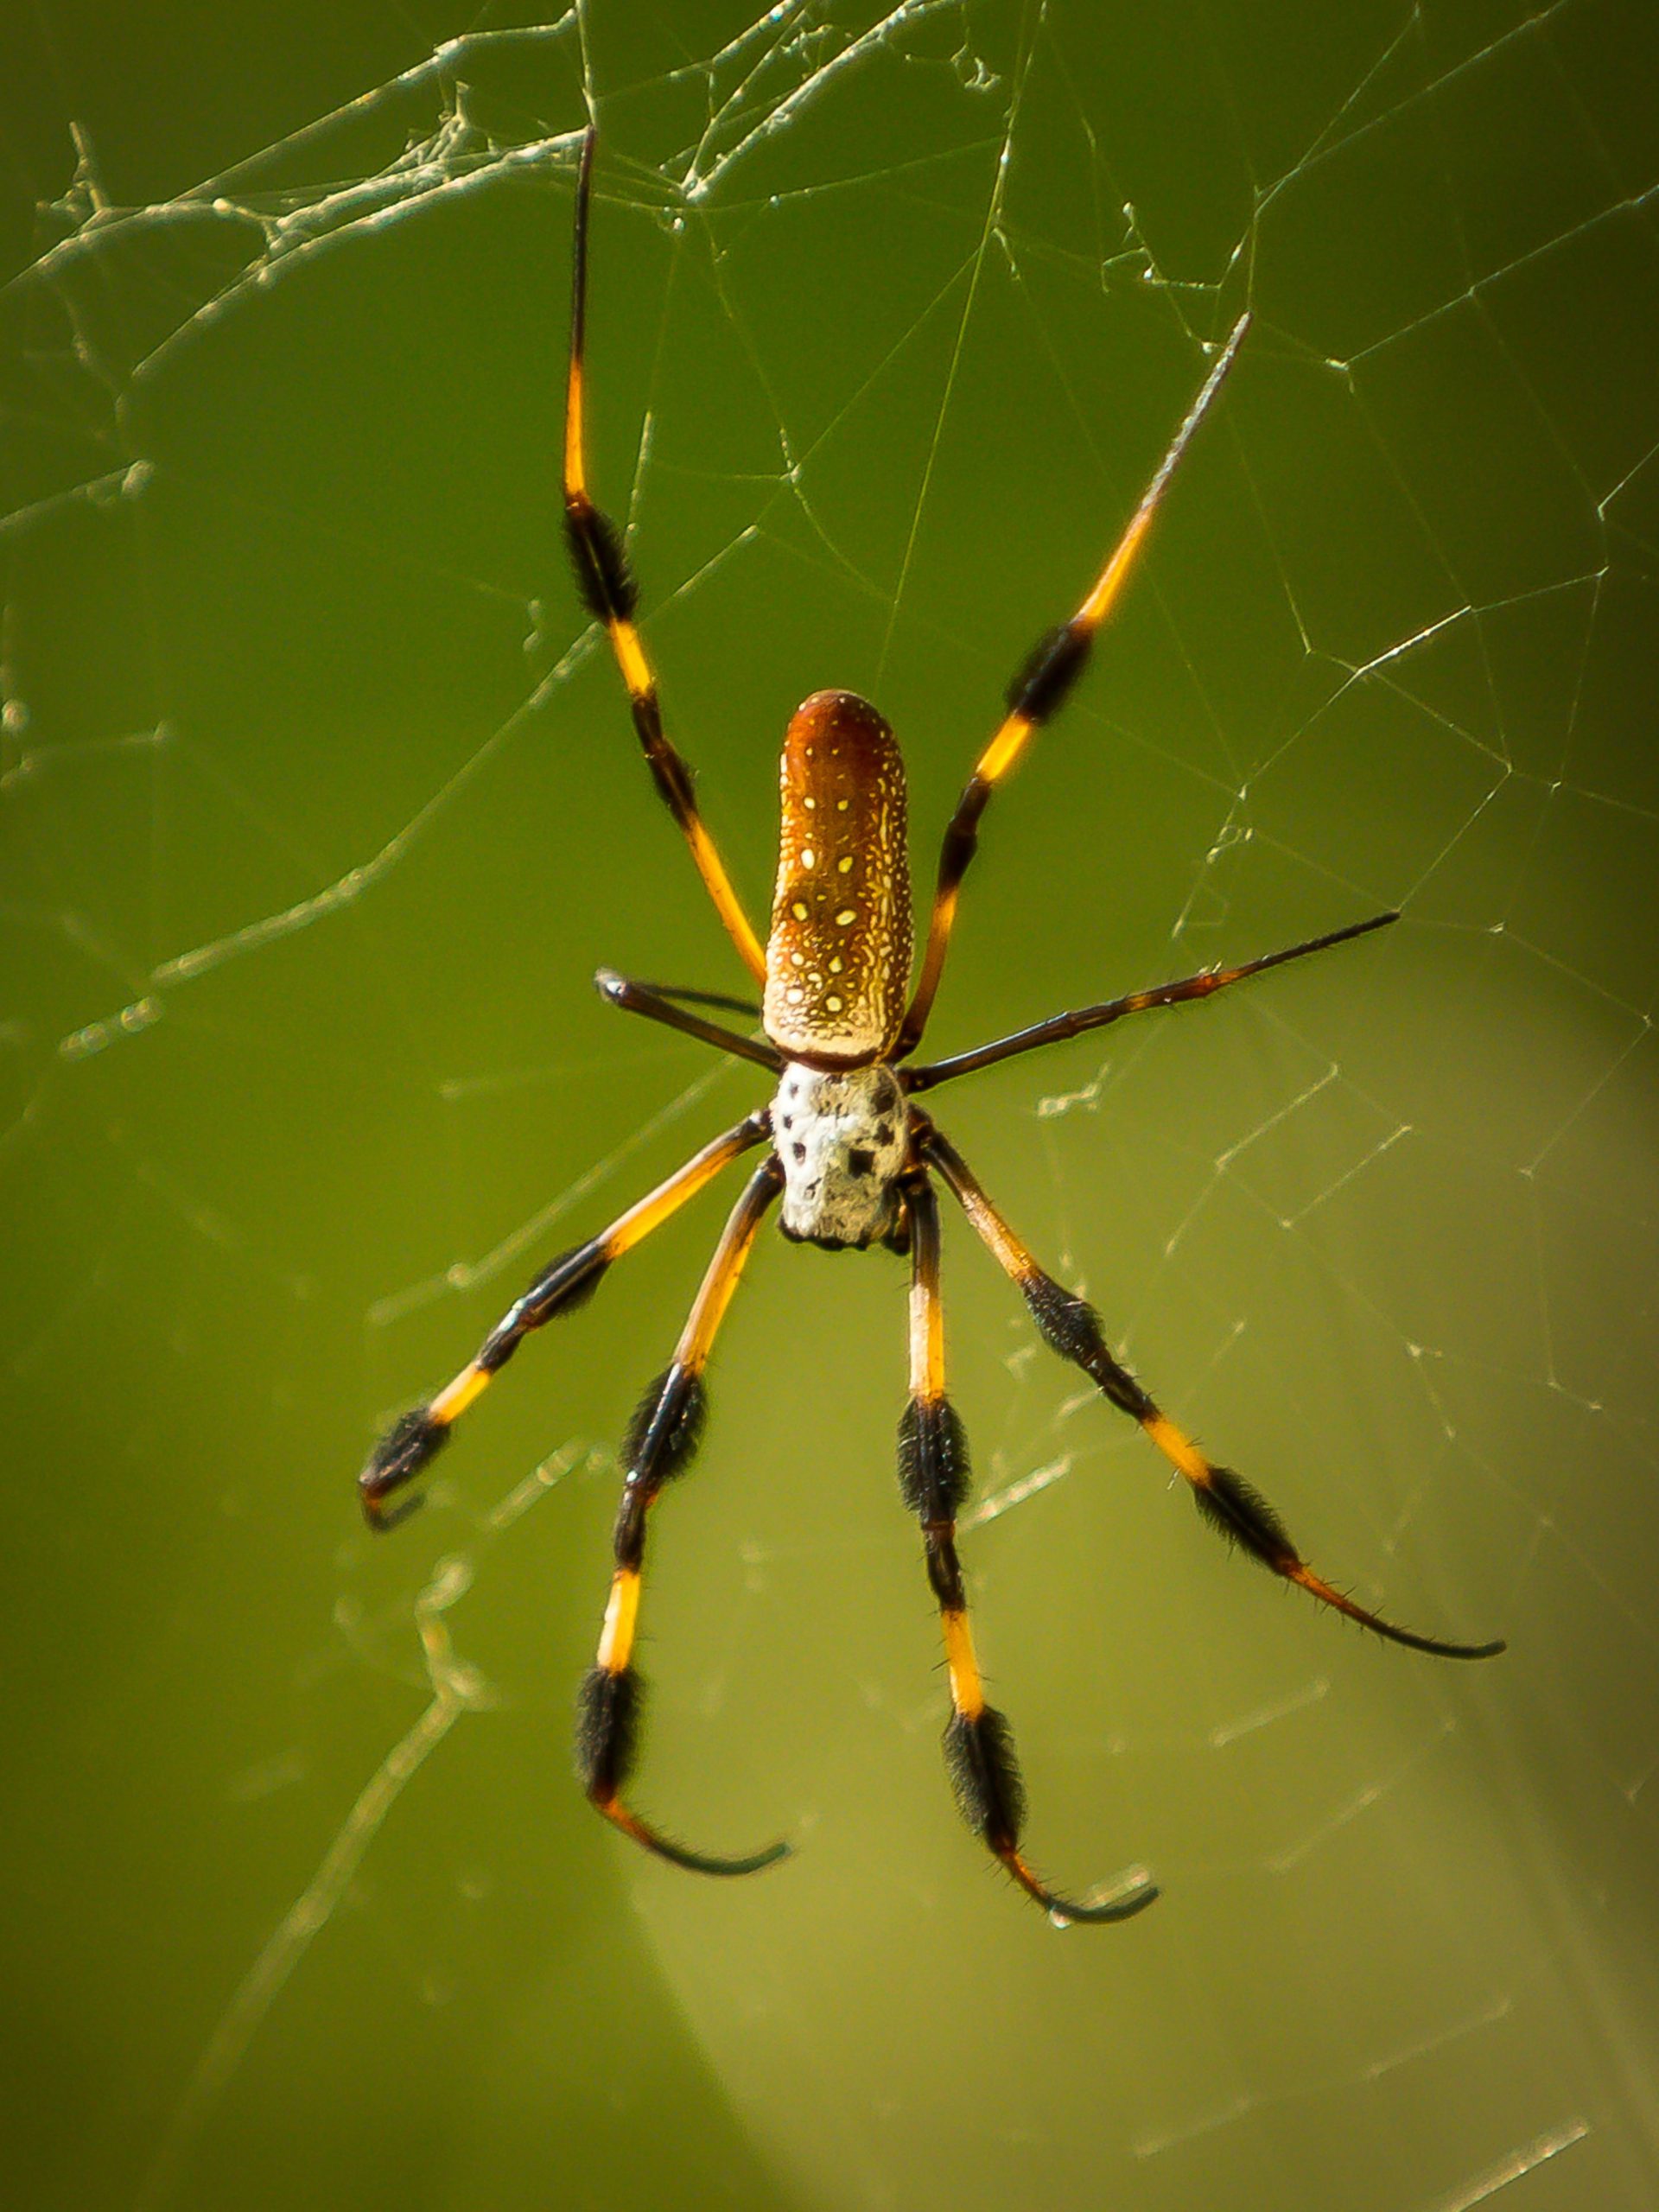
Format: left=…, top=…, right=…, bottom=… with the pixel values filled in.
left=577, top=1154, right=791, bottom=1877
left=895, top=313, right=1250, bottom=1058
left=921, top=1127, right=1504, bottom=1662
left=897, top=1170, right=1158, bottom=1926
left=563, top=127, right=766, bottom=985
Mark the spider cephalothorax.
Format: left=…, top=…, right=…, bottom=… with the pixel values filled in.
left=772, top=1058, right=909, bottom=1249
left=358, top=127, right=1503, bottom=1927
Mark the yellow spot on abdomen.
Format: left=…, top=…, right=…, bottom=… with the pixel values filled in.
left=764, top=690, right=912, bottom=1061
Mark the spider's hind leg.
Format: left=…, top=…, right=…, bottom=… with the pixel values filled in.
left=883, top=1185, right=914, bottom=1257
left=897, top=1173, right=1158, bottom=1926
left=922, top=1126, right=1505, bottom=1663
left=576, top=1155, right=792, bottom=1878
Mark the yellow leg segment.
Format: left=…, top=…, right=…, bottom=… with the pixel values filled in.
left=595, top=1567, right=641, bottom=1675
left=924, top=1124, right=1505, bottom=1664
left=940, top=1605, right=986, bottom=1721
left=563, top=128, right=766, bottom=985
left=899, top=315, right=1251, bottom=1056
left=357, top=1116, right=766, bottom=1529
left=901, top=1173, right=1156, bottom=1924
left=575, top=1158, right=791, bottom=1879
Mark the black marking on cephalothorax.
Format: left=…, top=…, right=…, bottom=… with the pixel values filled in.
left=771, top=1061, right=909, bottom=1249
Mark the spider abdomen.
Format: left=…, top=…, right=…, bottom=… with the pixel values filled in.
left=772, top=1061, right=908, bottom=1249
left=764, top=690, right=912, bottom=1065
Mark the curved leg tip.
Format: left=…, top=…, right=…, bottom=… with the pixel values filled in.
left=1001, top=1847, right=1160, bottom=1927
left=1357, top=1605, right=1508, bottom=1662
left=691, top=1836, right=791, bottom=1879
left=599, top=1797, right=791, bottom=1878
left=359, top=1408, right=447, bottom=1532
left=1444, top=1635, right=1506, bottom=1662
left=1348, top=1611, right=1508, bottom=1662
left=1285, top=1562, right=1506, bottom=1662
left=360, top=1487, right=424, bottom=1535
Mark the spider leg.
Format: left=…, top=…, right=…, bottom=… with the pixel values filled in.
left=895, top=313, right=1251, bottom=1058
left=577, top=1154, right=790, bottom=1877
left=905, top=911, right=1396, bottom=1094
left=899, top=1171, right=1158, bottom=1925
left=594, top=968, right=781, bottom=1072
left=921, top=1126, right=1504, bottom=1662
left=563, top=129, right=766, bottom=984
left=630, top=982, right=763, bottom=1020
left=358, top=1113, right=768, bottom=1530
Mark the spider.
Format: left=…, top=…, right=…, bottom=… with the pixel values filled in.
left=359, top=129, right=1503, bottom=1926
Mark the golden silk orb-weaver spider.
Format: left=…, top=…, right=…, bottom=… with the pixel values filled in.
left=359, top=129, right=1504, bottom=1926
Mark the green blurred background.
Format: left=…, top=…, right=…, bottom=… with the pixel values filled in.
left=5, top=2, right=1658, bottom=2207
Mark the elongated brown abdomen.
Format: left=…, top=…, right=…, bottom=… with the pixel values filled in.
left=764, top=691, right=912, bottom=1065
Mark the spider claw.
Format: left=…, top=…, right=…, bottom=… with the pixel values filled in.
left=944, top=1704, right=1156, bottom=1928
left=361, top=1487, right=426, bottom=1535
left=1287, top=1565, right=1505, bottom=1660
left=999, top=1846, right=1159, bottom=1927
left=359, top=1406, right=448, bottom=1524
left=597, top=1796, right=791, bottom=1878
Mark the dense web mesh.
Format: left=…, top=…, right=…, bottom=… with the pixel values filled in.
left=4, top=3, right=1657, bottom=2209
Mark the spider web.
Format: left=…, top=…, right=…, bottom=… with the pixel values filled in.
left=4, top=2, right=1658, bottom=2208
